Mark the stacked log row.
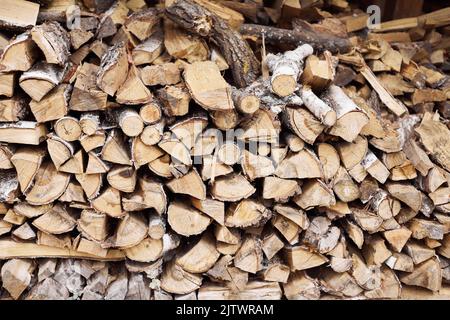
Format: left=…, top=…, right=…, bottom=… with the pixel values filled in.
left=0, top=0, right=449, bottom=300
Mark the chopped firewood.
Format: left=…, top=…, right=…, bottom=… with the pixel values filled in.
left=415, top=112, right=450, bottom=172
left=122, top=177, right=167, bottom=214
left=400, top=257, right=442, bottom=292
left=0, top=121, right=47, bottom=145
left=157, top=83, right=191, bottom=117
left=161, top=261, right=202, bottom=295
left=234, top=235, right=263, bottom=274
left=0, top=33, right=38, bottom=72
left=124, top=237, right=163, bottom=263
left=96, top=42, right=129, bottom=96
left=167, top=202, right=211, bottom=237
left=1, top=259, right=35, bottom=299
left=166, top=169, right=206, bottom=200
left=183, top=61, right=233, bottom=111
left=0, top=97, right=27, bottom=122
left=69, top=63, right=108, bottom=111
left=124, top=8, right=161, bottom=41
left=116, top=65, right=152, bottom=105
left=262, top=176, right=301, bottom=202
left=91, top=187, right=123, bottom=218
left=225, top=199, right=271, bottom=228
left=29, top=84, right=69, bottom=123
left=284, top=245, right=328, bottom=271
left=210, top=174, right=255, bottom=202
left=176, top=232, right=220, bottom=273
left=132, top=30, right=164, bottom=65
left=191, top=197, right=224, bottom=225
left=25, top=162, right=70, bottom=205
left=101, top=129, right=132, bottom=166
left=10, top=146, right=46, bottom=193
left=31, top=22, right=70, bottom=66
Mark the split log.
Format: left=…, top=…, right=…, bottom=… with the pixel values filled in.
left=31, top=22, right=70, bottom=66
left=0, top=33, right=38, bottom=72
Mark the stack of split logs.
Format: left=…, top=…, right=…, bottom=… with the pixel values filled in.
left=0, top=0, right=449, bottom=300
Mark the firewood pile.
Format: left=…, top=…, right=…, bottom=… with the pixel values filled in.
left=0, top=0, right=449, bottom=300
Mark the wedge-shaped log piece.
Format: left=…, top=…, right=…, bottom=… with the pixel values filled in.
left=76, top=173, right=102, bottom=200
left=77, top=209, right=109, bottom=242
left=343, top=219, right=364, bottom=249
left=69, top=63, right=108, bottom=111
left=191, top=197, right=224, bottom=225
left=101, top=129, right=132, bottom=166
left=383, top=227, right=412, bottom=253
left=200, top=155, right=233, bottom=181
left=29, top=84, right=69, bottom=123
left=225, top=199, right=271, bottom=228
left=0, top=33, right=38, bottom=72
left=361, top=150, right=390, bottom=184
left=386, top=182, right=423, bottom=212
left=59, top=150, right=84, bottom=174
left=25, top=162, right=70, bottom=205
left=1, top=259, right=35, bottom=300
left=124, top=8, right=161, bottom=41
left=161, top=261, right=202, bottom=295
left=96, top=42, right=128, bottom=97
left=403, top=139, right=434, bottom=176
left=176, top=232, right=220, bottom=273
left=107, top=165, right=137, bottom=193
left=262, top=177, right=300, bottom=203
left=317, top=143, right=340, bottom=182
left=404, top=241, right=435, bottom=265
left=284, top=107, right=324, bottom=144
left=400, top=257, right=442, bottom=292
left=158, top=137, right=191, bottom=166
left=114, top=213, right=148, bottom=249
left=132, top=30, right=163, bottom=65
left=13, top=202, right=52, bottom=219
left=415, top=112, right=450, bottom=172
left=10, top=147, right=46, bottom=193
left=332, top=166, right=360, bottom=202
left=241, top=150, right=275, bottom=181
left=0, top=121, right=46, bottom=145
left=275, top=149, right=322, bottom=179
left=116, top=65, right=152, bottom=105
left=86, top=152, right=110, bottom=174
left=274, top=204, right=310, bottom=230
left=352, top=207, right=383, bottom=233
left=167, top=202, right=211, bottom=237
left=322, top=85, right=369, bottom=142
left=294, top=179, right=335, bottom=210
left=0, top=96, right=27, bottom=122
left=283, top=271, right=321, bottom=300
left=124, top=237, right=163, bottom=263
left=32, top=204, right=76, bottom=235
left=166, top=169, right=206, bottom=200
left=91, top=187, right=123, bottom=218
left=362, top=235, right=392, bottom=266
left=122, top=177, right=167, bottom=214
left=240, top=109, right=280, bottom=143
left=408, top=218, right=445, bottom=240
left=131, top=137, right=164, bottom=168
left=336, top=135, right=368, bottom=171
left=284, top=246, right=328, bottom=271
left=19, top=62, right=66, bottom=102
left=234, top=235, right=263, bottom=274
left=272, top=214, right=300, bottom=244
left=31, top=21, right=70, bottom=66
left=320, top=270, right=364, bottom=298
left=183, top=61, right=233, bottom=111
left=141, top=63, right=181, bottom=86
left=303, top=216, right=340, bottom=254
left=170, top=114, right=208, bottom=150
left=210, top=174, right=255, bottom=202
